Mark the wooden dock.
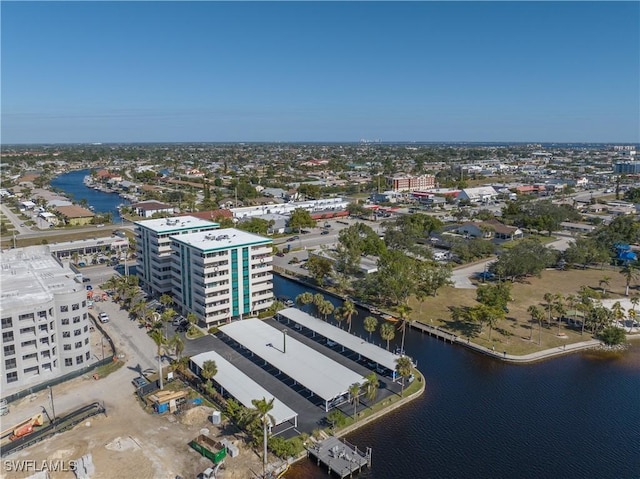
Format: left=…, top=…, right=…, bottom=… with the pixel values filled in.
left=307, top=436, right=371, bottom=478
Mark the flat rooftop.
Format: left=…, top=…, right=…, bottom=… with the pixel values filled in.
left=171, top=228, right=271, bottom=252
left=278, top=308, right=402, bottom=373
left=219, top=319, right=366, bottom=403
left=190, top=350, right=297, bottom=427
left=0, top=246, right=84, bottom=312
left=134, top=215, right=218, bottom=234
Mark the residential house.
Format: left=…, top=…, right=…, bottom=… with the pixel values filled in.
left=131, top=200, right=175, bottom=218
left=55, top=205, right=95, bottom=226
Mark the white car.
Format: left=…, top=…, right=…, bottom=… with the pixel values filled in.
left=98, top=312, right=109, bottom=323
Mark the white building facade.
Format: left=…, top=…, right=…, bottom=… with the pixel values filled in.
left=170, top=229, right=274, bottom=327
left=1, top=246, right=92, bottom=394
left=135, top=216, right=219, bottom=297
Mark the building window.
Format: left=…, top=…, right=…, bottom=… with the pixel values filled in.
left=6, top=372, right=18, bottom=383
left=85, top=338, right=89, bottom=345
left=76, top=355, right=83, bottom=365
left=41, top=350, right=50, bottom=359
left=21, top=340, right=36, bottom=348
left=39, top=324, right=48, bottom=332
left=62, top=331, right=70, bottom=338
left=24, top=366, right=39, bottom=375
left=50, top=321, right=55, bottom=330
left=60, top=305, right=68, bottom=312
left=74, top=329, right=81, bottom=336
left=86, top=351, right=90, bottom=360
left=84, top=325, right=88, bottom=332
left=1, top=317, right=12, bottom=329
left=2, top=331, right=14, bottom=342
left=75, top=341, right=82, bottom=349
left=61, top=318, right=69, bottom=325
left=5, top=358, right=17, bottom=370
left=19, top=313, right=34, bottom=321
left=82, top=300, right=86, bottom=307
left=22, top=353, right=37, bottom=361
left=38, top=310, right=47, bottom=318
left=65, top=358, right=73, bottom=366
left=72, top=303, right=79, bottom=311
left=4, top=345, right=15, bottom=356
left=19, top=326, right=35, bottom=335
left=83, top=313, right=87, bottom=320
left=40, top=337, right=49, bottom=345
left=64, top=344, right=71, bottom=351
left=73, top=316, right=81, bottom=324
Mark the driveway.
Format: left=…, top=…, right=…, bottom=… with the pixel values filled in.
left=451, top=257, right=495, bottom=289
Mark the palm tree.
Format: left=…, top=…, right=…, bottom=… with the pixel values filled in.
left=318, top=300, right=334, bottom=322
left=348, top=383, right=361, bottom=420
left=170, top=334, right=184, bottom=360
left=201, top=359, right=218, bottom=393
left=554, top=293, right=566, bottom=335
left=395, top=356, right=413, bottom=397
left=599, top=276, right=611, bottom=296
left=295, top=292, right=314, bottom=309
left=526, top=305, right=542, bottom=341
left=333, top=306, right=345, bottom=328
left=149, top=329, right=167, bottom=390
left=620, top=265, right=638, bottom=296
left=251, top=397, right=275, bottom=475
left=159, top=293, right=173, bottom=309
left=611, top=301, right=625, bottom=328
left=364, top=372, right=379, bottom=404
left=313, top=293, right=325, bottom=317
left=397, top=304, right=412, bottom=355
left=380, top=322, right=396, bottom=350
left=341, top=299, right=358, bottom=333
left=363, top=316, right=378, bottom=341
left=629, top=295, right=639, bottom=332
left=543, top=293, right=554, bottom=328
left=627, top=308, right=637, bottom=333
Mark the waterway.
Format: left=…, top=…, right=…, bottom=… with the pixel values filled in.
left=273, top=275, right=640, bottom=479
left=50, top=169, right=129, bottom=223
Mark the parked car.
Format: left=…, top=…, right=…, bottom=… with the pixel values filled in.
left=132, top=377, right=149, bottom=389
left=321, top=230, right=330, bottom=235
left=287, top=235, right=300, bottom=242
left=82, top=277, right=91, bottom=283
left=98, top=312, right=109, bottom=323
left=276, top=252, right=285, bottom=257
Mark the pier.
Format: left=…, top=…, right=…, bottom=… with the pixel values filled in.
left=307, top=436, right=371, bottom=478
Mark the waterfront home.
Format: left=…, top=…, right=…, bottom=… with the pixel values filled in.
left=55, top=205, right=95, bottom=226
left=131, top=200, right=175, bottom=218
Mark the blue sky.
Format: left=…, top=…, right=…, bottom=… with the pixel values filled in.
left=2, top=1, right=638, bottom=144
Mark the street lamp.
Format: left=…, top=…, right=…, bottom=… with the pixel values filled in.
left=283, top=329, right=287, bottom=353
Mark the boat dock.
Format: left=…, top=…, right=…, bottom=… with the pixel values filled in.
left=307, top=436, right=371, bottom=478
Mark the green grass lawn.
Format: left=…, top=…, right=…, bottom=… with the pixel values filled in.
left=404, top=266, right=633, bottom=355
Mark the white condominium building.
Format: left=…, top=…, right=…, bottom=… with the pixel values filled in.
left=170, top=228, right=273, bottom=327
left=135, top=216, right=219, bottom=297
left=1, top=246, right=92, bottom=394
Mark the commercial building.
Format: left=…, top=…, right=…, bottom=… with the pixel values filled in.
left=386, top=174, right=436, bottom=192
left=170, top=228, right=274, bottom=327
left=614, top=161, right=640, bottom=174
left=135, top=216, right=219, bottom=297
left=1, top=246, right=92, bottom=394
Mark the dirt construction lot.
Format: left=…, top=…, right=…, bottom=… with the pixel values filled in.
left=2, top=367, right=265, bottom=479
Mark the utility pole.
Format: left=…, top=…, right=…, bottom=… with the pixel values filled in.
left=48, top=386, right=56, bottom=424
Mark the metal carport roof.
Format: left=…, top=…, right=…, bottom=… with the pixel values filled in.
left=190, top=350, right=297, bottom=427
left=219, top=319, right=366, bottom=404
left=277, top=307, right=403, bottom=373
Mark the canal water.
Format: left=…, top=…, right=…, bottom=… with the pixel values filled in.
left=274, top=275, right=640, bottom=479
left=50, top=169, right=129, bottom=223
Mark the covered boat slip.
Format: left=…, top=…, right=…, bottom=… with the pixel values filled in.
left=219, top=319, right=366, bottom=411
left=277, top=307, right=401, bottom=380
left=190, top=350, right=298, bottom=432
